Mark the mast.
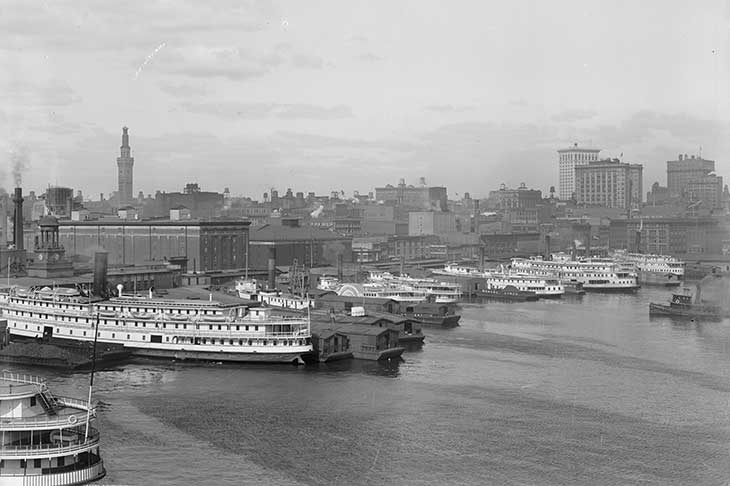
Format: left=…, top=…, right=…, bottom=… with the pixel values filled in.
left=84, top=312, right=100, bottom=442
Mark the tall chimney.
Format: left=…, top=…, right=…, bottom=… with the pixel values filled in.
left=12, top=187, right=23, bottom=250
left=93, top=251, right=108, bottom=297
left=545, top=234, right=551, bottom=258
left=267, top=247, right=276, bottom=290
left=337, top=254, right=344, bottom=281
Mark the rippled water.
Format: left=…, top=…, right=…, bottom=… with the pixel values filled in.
left=7, top=287, right=730, bottom=485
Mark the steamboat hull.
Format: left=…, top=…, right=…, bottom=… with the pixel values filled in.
left=648, top=303, right=724, bottom=320
left=638, top=271, right=682, bottom=287
left=583, top=285, right=640, bottom=293
left=7, top=330, right=310, bottom=364
left=477, top=290, right=538, bottom=302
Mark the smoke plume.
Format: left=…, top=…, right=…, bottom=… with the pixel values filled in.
left=696, top=274, right=730, bottom=311
left=9, top=144, right=30, bottom=188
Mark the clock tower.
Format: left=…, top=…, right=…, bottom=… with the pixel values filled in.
left=27, top=215, right=74, bottom=278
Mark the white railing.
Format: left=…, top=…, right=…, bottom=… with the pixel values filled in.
left=14, top=461, right=105, bottom=486
left=0, top=431, right=99, bottom=458
left=1, top=372, right=45, bottom=387
left=0, top=410, right=94, bottom=431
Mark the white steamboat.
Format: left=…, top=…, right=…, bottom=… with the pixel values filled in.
left=510, top=256, right=639, bottom=292
left=1, top=286, right=312, bottom=364
left=0, top=372, right=105, bottom=486
left=483, top=272, right=564, bottom=298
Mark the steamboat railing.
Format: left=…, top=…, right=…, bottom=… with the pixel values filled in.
left=3, top=461, right=106, bottom=486
left=0, top=430, right=100, bottom=458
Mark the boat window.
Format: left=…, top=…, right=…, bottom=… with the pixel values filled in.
left=112, top=333, right=115, bottom=338
left=127, top=334, right=130, bottom=339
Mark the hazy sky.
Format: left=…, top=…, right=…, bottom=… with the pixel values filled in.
left=1, top=0, right=729, bottom=200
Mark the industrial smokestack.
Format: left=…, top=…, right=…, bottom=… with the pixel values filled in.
left=12, top=187, right=23, bottom=250
left=545, top=234, right=551, bottom=258
left=93, top=252, right=108, bottom=297
left=337, top=254, right=344, bottom=281
left=635, top=229, right=641, bottom=252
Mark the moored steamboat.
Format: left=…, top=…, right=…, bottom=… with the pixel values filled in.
left=0, top=372, right=106, bottom=486
left=0, top=286, right=312, bottom=365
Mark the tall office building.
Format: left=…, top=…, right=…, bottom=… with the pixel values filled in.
left=575, top=158, right=643, bottom=209
left=557, top=143, right=601, bottom=200
left=666, top=153, right=722, bottom=206
left=117, top=126, right=135, bottom=206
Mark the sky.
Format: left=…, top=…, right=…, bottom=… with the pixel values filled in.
left=1, top=0, right=729, bottom=200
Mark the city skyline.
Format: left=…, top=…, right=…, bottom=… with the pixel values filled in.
left=1, top=0, right=729, bottom=198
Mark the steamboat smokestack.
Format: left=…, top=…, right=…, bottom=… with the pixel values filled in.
left=267, top=247, right=276, bottom=290
left=93, top=252, right=108, bottom=297
left=12, top=187, right=23, bottom=250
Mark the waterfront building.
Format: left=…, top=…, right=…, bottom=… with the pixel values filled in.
left=56, top=219, right=249, bottom=271
left=609, top=217, right=726, bottom=255
left=667, top=154, right=716, bottom=199
left=575, top=158, right=643, bottom=209
left=684, top=174, right=724, bottom=208
left=248, top=223, right=352, bottom=270
left=557, top=143, right=601, bottom=200
left=116, top=126, right=134, bottom=207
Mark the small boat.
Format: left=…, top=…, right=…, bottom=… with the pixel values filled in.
left=649, top=285, right=725, bottom=320
left=477, top=285, right=538, bottom=302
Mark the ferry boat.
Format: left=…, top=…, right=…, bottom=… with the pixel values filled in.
left=649, top=285, right=725, bottom=320
left=367, top=272, right=462, bottom=303
left=510, top=257, right=639, bottom=292
left=0, top=372, right=106, bottom=486
left=0, top=286, right=312, bottom=364
left=611, top=251, right=684, bottom=286
left=477, top=285, right=538, bottom=302
left=431, top=263, right=483, bottom=277
left=483, top=272, right=565, bottom=298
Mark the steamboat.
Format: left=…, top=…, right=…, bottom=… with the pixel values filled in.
left=0, top=285, right=312, bottom=365
left=0, top=372, right=106, bottom=486
left=510, top=256, right=639, bottom=292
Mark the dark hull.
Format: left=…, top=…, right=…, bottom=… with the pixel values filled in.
left=131, top=347, right=306, bottom=364
left=638, top=271, right=682, bottom=287
left=407, top=314, right=460, bottom=328
left=477, top=290, right=538, bottom=302
left=648, top=303, right=724, bottom=320
left=1, top=338, right=130, bottom=369
left=584, top=286, right=640, bottom=293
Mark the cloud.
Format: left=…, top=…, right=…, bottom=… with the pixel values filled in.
left=355, top=53, right=383, bottom=62
left=276, top=104, right=352, bottom=119
left=158, top=82, right=209, bottom=97
left=291, top=53, right=325, bottom=69
left=551, top=109, right=598, bottom=123
left=181, top=102, right=354, bottom=120
left=425, top=104, right=474, bottom=113
left=0, top=80, right=82, bottom=107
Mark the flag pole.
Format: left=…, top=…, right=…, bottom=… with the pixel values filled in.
left=84, top=312, right=100, bottom=443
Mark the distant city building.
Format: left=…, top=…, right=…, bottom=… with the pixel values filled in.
left=557, top=143, right=601, bottom=200
left=408, top=211, right=456, bottom=236
left=666, top=154, right=715, bottom=198
left=486, top=183, right=542, bottom=210
left=375, top=179, right=447, bottom=210
left=575, top=158, right=643, bottom=209
left=148, top=183, right=224, bottom=219
left=646, top=182, right=670, bottom=206
left=684, top=175, right=724, bottom=208
left=116, top=126, right=135, bottom=206
left=45, top=186, right=74, bottom=218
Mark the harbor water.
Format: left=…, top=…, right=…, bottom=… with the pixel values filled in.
left=6, top=286, right=730, bottom=485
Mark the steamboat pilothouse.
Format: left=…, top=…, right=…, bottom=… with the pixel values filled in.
left=0, top=372, right=105, bottom=485
left=0, top=284, right=312, bottom=365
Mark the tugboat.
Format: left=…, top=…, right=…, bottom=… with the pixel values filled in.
left=0, top=371, right=106, bottom=485
left=648, top=285, right=725, bottom=320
